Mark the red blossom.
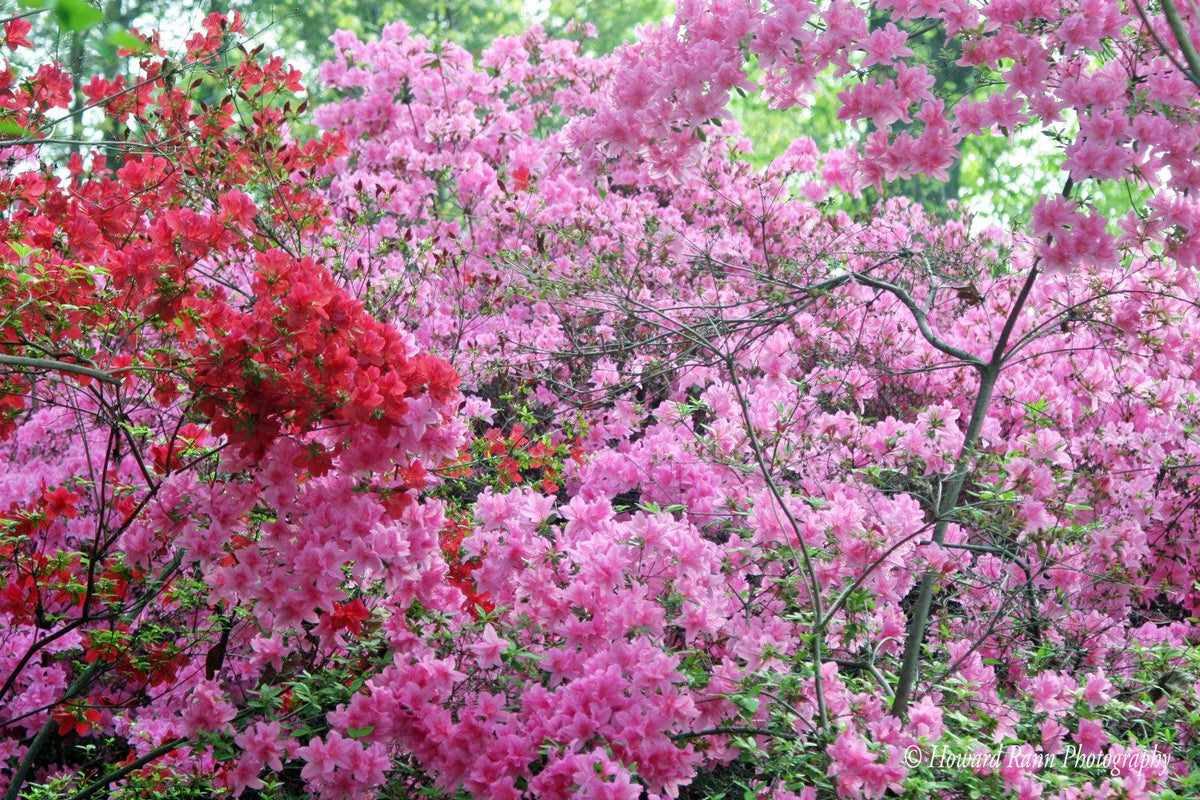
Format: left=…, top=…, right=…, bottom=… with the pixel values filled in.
left=4, top=19, right=32, bottom=51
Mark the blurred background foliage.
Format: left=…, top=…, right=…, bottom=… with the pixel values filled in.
left=253, top=0, right=671, bottom=62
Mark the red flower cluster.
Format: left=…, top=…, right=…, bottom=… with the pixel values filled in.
left=440, top=516, right=492, bottom=615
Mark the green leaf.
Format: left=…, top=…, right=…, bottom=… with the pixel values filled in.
left=0, top=119, right=34, bottom=139
left=53, top=0, right=105, bottom=31
left=106, top=29, right=149, bottom=54
left=732, top=695, right=759, bottom=714
left=346, top=726, right=375, bottom=739
left=730, top=736, right=763, bottom=755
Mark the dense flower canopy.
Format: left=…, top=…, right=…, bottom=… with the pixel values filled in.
left=2, top=2, right=1200, bottom=800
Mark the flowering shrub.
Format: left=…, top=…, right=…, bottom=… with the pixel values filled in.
left=0, top=9, right=463, bottom=800
left=3, top=2, right=1200, bottom=800
left=310, top=9, right=1200, bottom=800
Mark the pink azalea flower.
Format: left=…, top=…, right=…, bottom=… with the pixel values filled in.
left=1074, top=718, right=1109, bottom=756
left=470, top=624, right=510, bottom=669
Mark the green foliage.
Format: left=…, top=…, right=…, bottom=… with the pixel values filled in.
left=539, top=0, right=671, bottom=54
left=52, top=0, right=105, bottom=31
left=256, top=0, right=667, bottom=62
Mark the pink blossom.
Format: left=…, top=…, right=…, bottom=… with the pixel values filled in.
left=180, top=680, right=236, bottom=735
left=1081, top=670, right=1114, bottom=709
left=470, top=624, right=510, bottom=669
left=1073, top=718, right=1109, bottom=756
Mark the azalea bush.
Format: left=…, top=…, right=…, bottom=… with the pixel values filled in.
left=2, top=2, right=1200, bottom=800
left=0, top=8, right=463, bottom=800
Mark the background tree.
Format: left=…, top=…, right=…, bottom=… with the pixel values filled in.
left=252, top=0, right=667, bottom=64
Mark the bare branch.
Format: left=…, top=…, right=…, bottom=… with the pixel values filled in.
left=847, top=272, right=986, bottom=369
left=0, top=354, right=121, bottom=385
left=1162, top=0, right=1200, bottom=87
